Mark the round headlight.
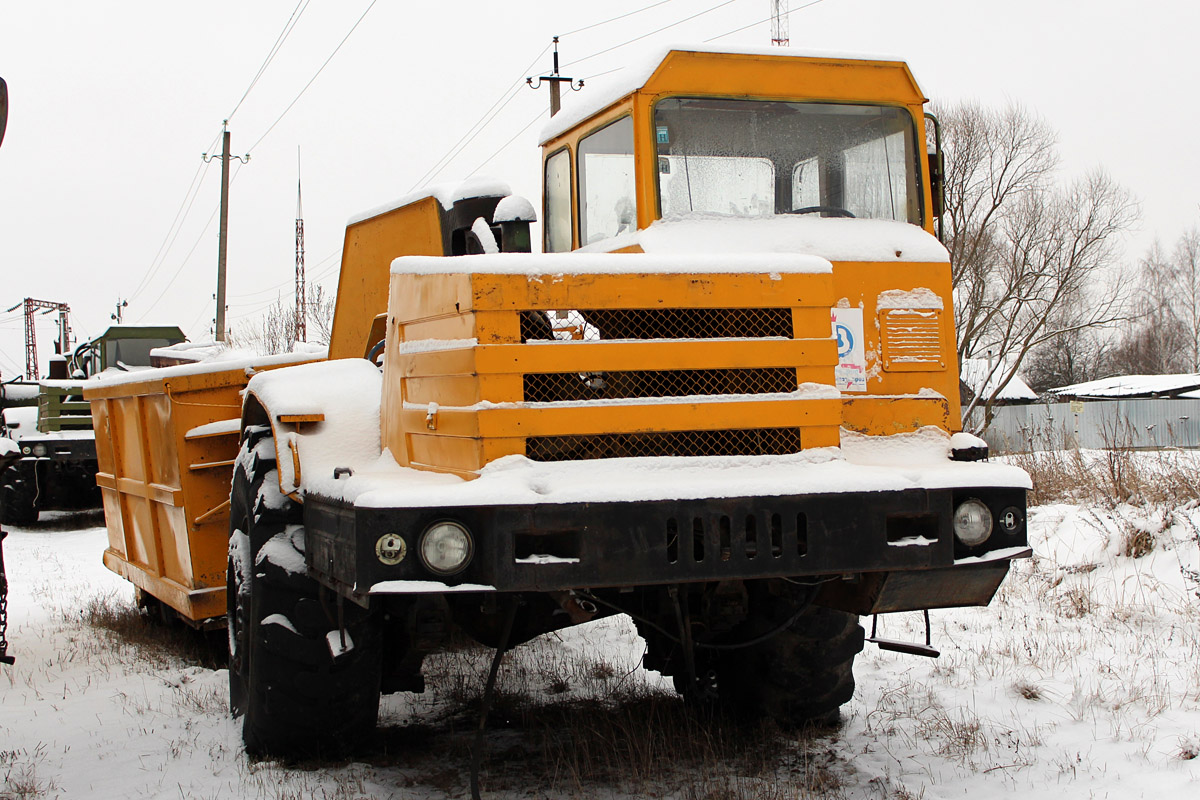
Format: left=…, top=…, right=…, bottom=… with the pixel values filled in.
left=418, top=521, right=474, bottom=576
left=953, top=499, right=993, bottom=547
left=21, top=445, right=31, bottom=455
left=32, top=443, right=47, bottom=457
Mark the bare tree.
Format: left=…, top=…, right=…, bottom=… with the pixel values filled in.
left=936, top=102, right=1139, bottom=430
left=230, top=284, right=338, bottom=356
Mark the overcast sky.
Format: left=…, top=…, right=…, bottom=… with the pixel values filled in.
left=1, top=0, right=1196, bottom=379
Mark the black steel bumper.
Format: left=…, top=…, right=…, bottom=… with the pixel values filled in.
left=305, top=485, right=1028, bottom=604
left=12, top=436, right=97, bottom=463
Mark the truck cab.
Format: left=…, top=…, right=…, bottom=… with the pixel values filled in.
left=538, top=47, right=956, bottom=431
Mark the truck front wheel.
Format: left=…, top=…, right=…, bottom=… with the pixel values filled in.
left=227, top=427, right=383, bottom=758
left=0, top=463, right=39, bottom=526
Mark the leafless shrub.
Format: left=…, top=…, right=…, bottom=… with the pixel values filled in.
left=1014, top=682, right=1042, bottom=701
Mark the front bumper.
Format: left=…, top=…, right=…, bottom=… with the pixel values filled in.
left=304, top=485, right=1029, bottom=608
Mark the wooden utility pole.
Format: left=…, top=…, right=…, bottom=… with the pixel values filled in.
left=203, top=122, right=248, bottom=342
left=216, top=125, right=230, bottom=341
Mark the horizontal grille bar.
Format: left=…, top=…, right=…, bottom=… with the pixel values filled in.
left=526, top=427, right=803, bottom=461
left=523, top=367, right=798, bottom=402
left=522, top=307, right=793, bottom=342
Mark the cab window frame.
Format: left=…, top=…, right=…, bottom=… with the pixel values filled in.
left=542, top=145, right=575, bottom=253
left=650, top=96, right=925, bottom=227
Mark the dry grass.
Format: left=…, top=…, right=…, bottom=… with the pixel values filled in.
left=0, top=744, right=58, bottom=800
left=74, top=591, right=227, bottom=671
left=1007, top=431, right=1200, bottom=508
left=369, top=637, right=852, bottom=799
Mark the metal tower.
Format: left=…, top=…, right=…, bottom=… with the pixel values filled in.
left=4, top=298, right=70, bottom=379
left=771, top=0, right=789, bottom=46
left=295, top=149, right=306, bottom=343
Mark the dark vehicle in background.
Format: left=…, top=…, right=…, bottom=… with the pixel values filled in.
left=1, top=325, right=186, bottom=524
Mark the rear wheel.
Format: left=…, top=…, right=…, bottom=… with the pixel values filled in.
left=714, top=604, right=862, bottom=726
left=641, top=601, right=862, bottom=727
left=228, top=426, right=383, bottom=758
left=0, top=463, right=39, bottom=526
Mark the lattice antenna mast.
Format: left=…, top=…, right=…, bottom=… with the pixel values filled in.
left=295, top=147, right=306, bottom=343
left=5, top=298, right=70, bottom=379
left=771, top=0, right=790, bottom=46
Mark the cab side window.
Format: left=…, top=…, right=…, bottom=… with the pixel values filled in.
left=578, top=117, right=637, bottom=247
left=543, top=148, right=573, bottom=253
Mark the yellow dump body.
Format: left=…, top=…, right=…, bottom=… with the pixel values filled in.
left=85, top=359, right=313, bottom=622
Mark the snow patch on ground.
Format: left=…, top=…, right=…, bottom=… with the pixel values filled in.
left=3, top=493, right=1198, bottom=797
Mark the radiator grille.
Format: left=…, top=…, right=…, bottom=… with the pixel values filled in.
left=524, top=367, right=798, bottom=403
left=526, top=427, right=803, bottom=461
left=521, top=307, right=793, bottom=342
left=880, top=308, right=943, bottom=371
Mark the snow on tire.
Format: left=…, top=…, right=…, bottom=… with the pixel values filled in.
left=226, top=426, right=383, bottom=759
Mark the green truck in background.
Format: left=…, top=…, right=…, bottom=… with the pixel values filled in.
left=1, top=324, right=186, bottom=524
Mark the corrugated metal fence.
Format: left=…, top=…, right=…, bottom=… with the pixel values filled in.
left=970, top=399, right=1200, bottom=453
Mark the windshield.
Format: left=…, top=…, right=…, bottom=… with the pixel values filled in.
left=654, top=98, right=920, bottom=224
left=103, top=337, right=178, bottom=369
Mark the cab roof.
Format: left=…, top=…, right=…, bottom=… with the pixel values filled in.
left=539, top=44, right=925, bottom=146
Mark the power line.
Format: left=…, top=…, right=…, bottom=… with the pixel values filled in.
left=229, top=249, right=339, bottom=300
left=137, top=162, right=247, bottom=321
left=228, top=0, right=311, bottom=122
left=245, top=0, right=380, bottom=155
left=468, top=106, right=547, bottom=178
left=563, top=0, right=742, bottom=70
left=559, top=0, right=679, bottom=38
left=704, top=0, right=829, bottom=42
left=408, top=43, right=552, bottom=192
left=126, top=128, right=222, bottom=303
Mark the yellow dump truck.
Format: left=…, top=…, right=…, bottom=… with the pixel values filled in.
left=91, top=46, right=1032, bottom=758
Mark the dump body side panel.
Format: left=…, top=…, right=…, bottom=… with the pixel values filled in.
left=86, top=359, right=315, bottom=623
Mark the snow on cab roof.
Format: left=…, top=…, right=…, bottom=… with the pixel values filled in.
left=347, top=177, right=513, bottom=227
left=392, top=251, right=831, bottom=276
left=540, top=42, right=908, bottom=144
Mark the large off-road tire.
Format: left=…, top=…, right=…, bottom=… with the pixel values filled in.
left=714, top=604, right=863, bottom=726
left=0, top=463, right=39, bottom=526
left=227, top=426, right=383, bottom=758
left=642, top=602, right=863, bottom=727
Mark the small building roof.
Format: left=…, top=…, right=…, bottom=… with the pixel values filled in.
left=1049, top=373, right=1200, bottom=399
left=960, top=358, right=1038, bottom=402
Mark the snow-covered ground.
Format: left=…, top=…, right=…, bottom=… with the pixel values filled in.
left=2, top=502, right=1198, bottom=798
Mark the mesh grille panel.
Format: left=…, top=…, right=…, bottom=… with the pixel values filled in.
left=526, top=428, right=803, bottom=461
left=521, top=307, right=792, bottom=342
left=524, top=367, right=798, bottom=402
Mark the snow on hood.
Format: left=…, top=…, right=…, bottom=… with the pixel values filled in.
left=2, top=406, right=38, bottom=432
left=577, top=215, right=948, bottom=264
left=328, top=426, right=1029, bottom=511
left=246, top=359, right=382, bottom=496
left=0, top=437, right=17, bottom=457
left=392, top=249, right=831, bottom=276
